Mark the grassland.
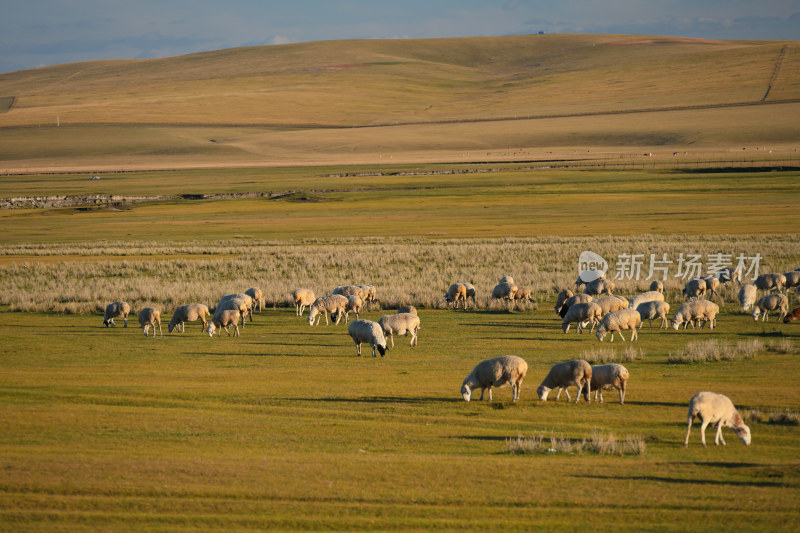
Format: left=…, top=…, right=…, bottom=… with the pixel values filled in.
left=1, top=33, right=800, bottom=531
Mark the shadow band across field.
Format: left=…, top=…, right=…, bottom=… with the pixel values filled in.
left=575, top=474, right=786, bottom=488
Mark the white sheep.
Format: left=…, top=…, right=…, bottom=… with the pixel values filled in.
left=592, top=295, right=629, bottom=317
left=582, top=278, right=615, bottom=296
left=671, top=300, right=719, bottom=330
left=513, top=286, right=533, bottom=309
left=703, top=276, right=720, bottom=299
left=332, top=295, right=364, bottom=324
left=682, top=278, right=707, bottom=300
left=206, top=308, right=241, bottom=337
left=783, top=271, right=800, bottom=292
left=347, top=319, right=387, bottom=357
left=216, top=294, right=251, bottom=328
left=461, top=355, right=528, bottom=402
left=648, top=280, right=664, bottom=293
left=491, top=282, right=518, bottom=308
left=377, top=312, right=420, bottom=348
left=168, top=303, right=211, bottom=333
left=499, top=275, right=515, bottom=285
left=138, top=307, right=162, bottom=337
left=583, top=364, right=629, bottom=404
left=397, top=305, right=417, bottom=315
left=307, top=294, right=349, bottom=326
left=103, top=301, right=131, bottom=328
left=629, top=290, right=664, bottom=310
left=561, top=302, right=602, bottom=334
left=636, top=300, right=670, bottom=329
left=557, top=293, right=593, bottom=318
left=751, top=293, right=788, bottom=322
left=595, top=308, right=641, bottom=342
left=536, top=359, right=592, bottom=403
left=554, top=289, right=574, bottom=315
left=755, top=273, right=786, bottom=293
left=292, top=288, right=316, bottom=316
left=358, top=284, right=377, bottom=305
left=463, top=282, right=477, bottom=304
left=738, top=284, right=757, bottom=312
left=245, top=287, right=264, bottom=313
left=333, top=285, right=367, bottom=300
left=444, top=283, right=468, bottom=309
left=684, top=391, right=751, bottom=447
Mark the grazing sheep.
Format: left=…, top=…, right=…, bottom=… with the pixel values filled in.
left=463, top=283, right=477, bottom=304
left=682, top=278, right=707, bottom=300
left=751, top=294, right=788, bottom=322
left=103, top=301, right=131, bottom=328
left=292, top=288, right=316, bottom=317
left=347, top=319, right=387, bottom=357
left=783, top=271, right=800, bottom=292
left=558, top=294, right=593, bottom=318
left=783, top=306, right=800, bottom=323
left=378, top=312, right=420, bottom=348
left=513, top=286, right=533, bottom=308
left=592, top=295, right=629, bottom=317
left=703, top=276, right=721, bottom=299
left=648, top=280, right=664, bottom=293
left=554, top=289, right=574, bottom=315
left=684, top=391, right=751, bottom=447
left=536, top=359, right=592, bottom=403
left=333, top=285, right=367, bottom=300
left=754, top=273, right=786, bottom=293
left=397, top=305, right=417, bottom=315
left=738, top=284, right=757, bottom=312
left=582, top=364, right=629, bottom=404
left=244, top=287, right=264, bottom=313
left=332, top=294, right=363, bottom=324
left=461, top=355, right=528, bottom=402
left=216, top=294, right=251, bottom=327
left=582, top=278, right=615, bottom=296
left=138, top=307, right=162, bottom=337
left=595, top=308, right=642, bottom=342
left=358, top=284, right=377, bottom=304
left=629, top=290, right=665, bottom=310
left=671, top=300, right=719, bottom=330
left=308, top=294, right=349, bottom=326
left=636, top=300, right=670, bottom=329
left=491, top=282, right=518, bottom=307
left=717, top=266, right=742, bottom=286
left=499, top=275, right=515, bottom=285
left=444, top=283, right=468, bottom=309
left=206, top=309, right=241, bottom=337
left=561, top=302, right=602, bottom=334
left=168, top=303, right=211, bottom=333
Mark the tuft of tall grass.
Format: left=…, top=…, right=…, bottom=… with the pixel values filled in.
left=667, top=339, right=765, bottom=363
left=580, top=345, right=644, bottom=364
left=506, top=430, right=646, bottom=456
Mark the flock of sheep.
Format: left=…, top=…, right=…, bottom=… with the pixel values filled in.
left=101, top=267, right=799, bottom=449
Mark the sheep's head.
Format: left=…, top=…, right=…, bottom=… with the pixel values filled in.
left=307, top=308, right=317, bottom=325
left=735, top=423, right=752, bottom=446
left=536, top=385, right=551, bottom=401
left=103, top=318, right=111, bottom=327
left=376, top=344, right=386, bottom=357
left=670, top=315, right=682, bottom=330
left=206, top=323, right=216, bottom=337
left=751, top=309, right=761, bottom=321
left=461, top=383, right=472, bottom=402
left=595, top=327, right=607, bottom=342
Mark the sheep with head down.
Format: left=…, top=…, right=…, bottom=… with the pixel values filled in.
left=347, top=319, right=387, bottom=358
left=461, top=355, right=527, bottom=402
left=684, top=391, right=751, bottom=447
left=755, top=273, right=786, bottom=293
left=138, top=307, right=162, bottom=338
left=377, top=312, right=420, bottom=348
left=682, top=278, right=706, bottom=301
left=751, top=294, right=788, bottom=322
left=536, top=359, right=591, bottom=403
left=444, top=283, right=468, bottom=309
left=561, top=302, right=602, bottom=334
left=308, top=294, right=349, bottom=326
left=168, top=303, right=211, bottom=333
left=671, top=300, right=719, bottom=330
left=292, top=288, right=316, bottom=317
left=595, top=308, right=641, bottom=342
left=491, top=281, right=518, bottom=308
left=103, top=301, right=131, bottom=328
left=558, top=294, right=593, bottom=318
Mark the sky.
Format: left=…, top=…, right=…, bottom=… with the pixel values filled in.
left=2, top=0, right=799, bottom=74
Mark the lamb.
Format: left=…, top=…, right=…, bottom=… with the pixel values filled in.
left=397, top=305, right=417, bottom=315
left=491, top=282, right=518, bottom=307
left=536, top=359, right=591, bottom=403
left=461, top=355, right=528, bottom=402
left=444, top=283, right=468, bottom=309
left=636, top=300, right=670, bottom=329
left=554, top=289, right=574, bottom=315
left=292, top=288, right=316, bottom=317
left=582, top=364, right=629, bottom=404
left=582, top=278, right=615, bottom=296
left=347, top=319, right=387, bottom=357
left=592, top=295, right=628, bottom=317
left=377, top=312, right=420, bottom=348
left=703, top=276, right=721, bottom=299
left=783, top=306, right=800, bottom=323
left=216, top=294, right=251, bottom=327
left=206, top=308, right=241, bottom=337
left=558, top=294, right=593, bottom=318
left=754, top=273, right=785, bottom=293
left=307, top=294, right=349, bottom=326
left=561, top=302, right=602, bottom=334
left=138, top=307, right=162, bottom=337
left=513, top=286, right=533, bottom=308
left=244, top=287, right=264, bottom=313
left=358, top=285, right=377, bottom=304
left=682, top=278, right=707, bottom=300
left=168, top=303, right=211, bottom=333
left=103, top=301, right=131, bottom=328
left=629, top=290, right=664, bottom=310
left=648, top=280, right=664, bottom=293
left=738, top=284, right=757, bottom=312
left=684, top=391, right=751, bottom=447
left=751, top=294, right=788, bottom=322
left=670, top=300, right=719, bottom=330
left=595, top=308, right=642, bottom=342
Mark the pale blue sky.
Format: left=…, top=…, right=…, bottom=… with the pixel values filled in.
left=2, top=0, right=798, bottom=73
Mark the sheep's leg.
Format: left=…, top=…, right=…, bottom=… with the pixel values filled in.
left=233, top=325, right=240, bottom=337
left=224, top=325, right=232, bottom=337
left=388, top=333, right=395, bottom=348
left=555, top=388, right=563, bottom=401
left=355, top=341, right=362, bottom=357
left=573, top=382, right=582, bottom=404
left=598, top=388, right=604, bottom=403
left=618, top=383, right=625, bottom=405
left=630, top=328, right=637, bottom=341
left=123, top=317, right=128, bottom=328
left=563, top=387, right=572, bottom=403
left=684, top=416, right=694, bottom=447
left=478, top=388, right=485, bottom=401
left=142, top=325, right=149, bottom=337
left=487, top=387, right=493, bottom=402
left=699, top=418, right=710, bottom=447
left=715, top=423, right=726, bottom=445
left=157, top=321, right=162, bottom=337
left=590, top=319, right=597, bottom=333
